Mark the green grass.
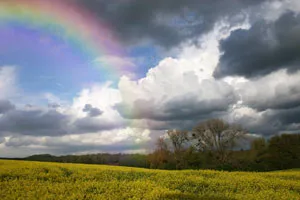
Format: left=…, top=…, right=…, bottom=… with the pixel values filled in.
left=0, top=160, right=300, bottom=200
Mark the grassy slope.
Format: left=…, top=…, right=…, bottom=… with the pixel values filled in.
left=0, top=160, right=299, bottom=200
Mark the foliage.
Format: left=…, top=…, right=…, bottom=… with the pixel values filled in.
left=267, top=134, right=300, bottom=170
left=15, top=133, right=300, bottom=172
left=1, top=160, right=300, bottom=200
left=23, top=153, right=149, bottom=168
left=148, top=119, right=300, bottom=172
left=148, top=138, right=175, bottom=169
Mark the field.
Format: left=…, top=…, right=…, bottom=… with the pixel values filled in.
left=0, top=160, right=299, bottom=200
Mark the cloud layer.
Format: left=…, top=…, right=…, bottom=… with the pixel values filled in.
left=1, top=0, right=300, bottom=157
left=214, top=11, right=300, bottom=78
left=77, top=0, right=266, bottom=48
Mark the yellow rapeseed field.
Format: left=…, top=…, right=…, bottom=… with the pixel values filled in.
left=0, top=160, right=299, bottom=200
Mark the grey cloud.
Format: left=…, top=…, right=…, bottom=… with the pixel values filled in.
left=164, top=93, right=236, bottom=120
left=52, top=140, right=150, bottom=154
left=0, top=100, right=15, bottom=114
left=238, top=71, right=300, bottom=111
left=116, top=80, right=237, bottom=121
left=115, top=97, right=231, bottom=121
left=157, top=114, right=227, bottom=131
left=268, top=106, right=300, bottom=128
left=82, top=104, right=103, bottom=117
left=5, top=136, right=40, bottom=147
left=0, top=109, right=70, bottom=136
left=4, top=135, right=150, bottom=155
left=128, top=112, right=226, bottom=131
left=73, top=117, right=124, bottom=133
left=242, top=89, right=300, bottom=112
left=233, top=106, right=300, bottom=136
left=25, top=104, right=33, bottom=108
left=77, top=0, right=266, bottom=48
left=0, top=101, right=121, bottom=138
left=252, top=97, right=300, bottom=112
left=214, top=11, right=300, bottom=78
left=48, top=103, right=60, bottom=109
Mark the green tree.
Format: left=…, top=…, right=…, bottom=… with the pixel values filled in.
left=267, top=134, right=300, bottom=170
left=251, top=138, right=267, bottom=152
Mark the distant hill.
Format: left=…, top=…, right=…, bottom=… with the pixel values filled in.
left=11, top=153, right=150, bottom=168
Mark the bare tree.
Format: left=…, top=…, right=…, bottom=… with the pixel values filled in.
left=149, top=137, right=171, bottom=169
left=156, top=137, right=169, bottom=152
left=192, top=119, right=245, bottom=163
left=167, top=129, right=189, bottom=169
left=167, top=129, right=189, bottom=152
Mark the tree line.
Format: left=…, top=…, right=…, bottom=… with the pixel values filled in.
left=148, top=119, right=300, bottom=171
left=10, top=119, right=300, bottom=171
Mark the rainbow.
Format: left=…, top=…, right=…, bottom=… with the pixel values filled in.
left=0, top=0, right=127, bottom=79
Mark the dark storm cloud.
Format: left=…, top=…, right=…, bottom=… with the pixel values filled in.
left=0, top=109, right=70, bottom=136
left=77, top=0, right=266, bottom=48
left=243, top=91, right=300, bottom=112
left=116, top=92, right=236, bottom=121
left=0, top=100, right=15, bottom=114
left=268, top=106, right=300, bottom=129
left=82, top=104, right=103, bottom=117
left=234, top=106, right=300, bottom=136
left=238, top=71, right=300, bottom=111
left=251, top=97, right=300, bottom=112
left=214, top=11, right=300, bottom=78
left=164, top=93, right=237, bottom=120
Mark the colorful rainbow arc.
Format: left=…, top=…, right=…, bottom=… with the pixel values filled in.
left=0, top=0, right=127, bottom=78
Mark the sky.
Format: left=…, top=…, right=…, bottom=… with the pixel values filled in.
left=1, top=0, right=300, bottom=157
